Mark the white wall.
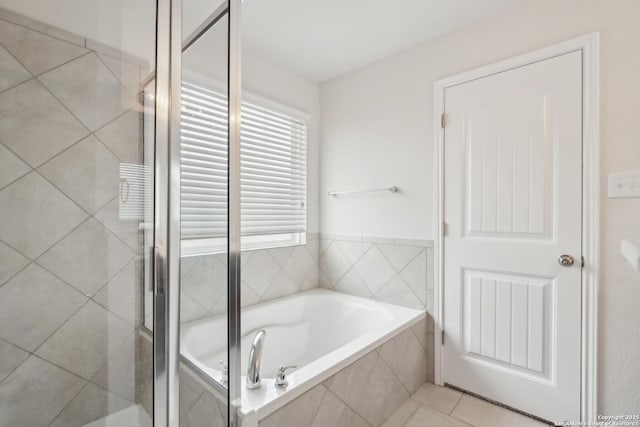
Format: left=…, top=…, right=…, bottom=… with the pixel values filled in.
left=319, top=0, right=640, bottom=414
left=319, top=51, right=433, bottom=239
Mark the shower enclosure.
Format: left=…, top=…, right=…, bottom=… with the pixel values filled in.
left=1, top=1, right=433, bottom=426
left=0, top=0, right=242, bottom=426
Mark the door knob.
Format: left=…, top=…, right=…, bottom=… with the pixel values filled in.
left=558, top=255, right=574, bottom=267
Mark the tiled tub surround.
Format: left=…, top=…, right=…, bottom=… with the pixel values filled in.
left=0, top=9, right=153, bottom=427
left=178, top=235, right=434, bottom=427
left=257, top=323, right=429, bottom=427
left=180, top=237, right=320, bottom=323
left=178, top=298, right=428, bottom=427
left=179, top=365, right=229, bottom=427
left=319, top=235, right=434, bottom=381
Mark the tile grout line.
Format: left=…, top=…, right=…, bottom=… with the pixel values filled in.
left=94, top=50, right=142, bottom=99
left=31, top=349, right=138, bottom=404
left=91, top=196, right=142, bottom=252
left=335, top=238, right=373, bottom=266
left=92, top=107, right=145, bottom=166
left=88, top=211, right=138, bottom=260
left=261, top=244, right=318, bottom=301
left=45, top=380, right=93, bottom=427
left=13, top=110, right=90, bottom=168
left=85, top=327, right=141, bottom=399
left=36, top=50, right=130, bottom=134
left=89, top=254, right=139, bottom=315
left=35, top=326, right=138, bottom=405
left=408, top=321, right=430, bottom=354
left=0, top=315, right=93, bottom=397
left=0, top=241, right=32, bottom=290
left=0, top=72, right=31, bottom=96
left=320, top=240, right=355, bottom=287
left=327, top=351, right=380, bottom=422
left=379, top=243, right=424, bottom=275
left=30, top=207, right=91, bottom=257
left=29, top=297, right=94, bottom=357
left=0, top=14, right=87, bottom=49
left=368, top=244, right=413, bottom=301
left=397, top=403, right=420, bottom=427
left=34, top=158, right=98, bottom=215
left=306, top=385, right=331, bottom=426
left=377, top=245, right=427, bottom=306
left=0, top=38, right=35, bottom=94
left=375, top=344, right=414, bottom=399
left=405, top=395, right=472, bottom=427
left=448, top=389, right=465, bottom=415
left=0, top=336, right=30, bottom=384
left=323, top=386, right=373, bottom=427
left=0, top=140, right=32, bottom=191
left=0, top=43, right=97, bottom=98
left=446, top=394, right=479, bottom=427
left=348, top=266, right=374, bottom=298
left=295, top=245, right=320, bottom=291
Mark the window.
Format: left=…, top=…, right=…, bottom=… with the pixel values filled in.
left=180, top=80, right=308, bottom=255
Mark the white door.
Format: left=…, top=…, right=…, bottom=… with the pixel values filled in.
left=443, top=50, right=583, bottom=422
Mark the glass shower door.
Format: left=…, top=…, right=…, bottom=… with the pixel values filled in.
left=175, top=1, right=241, bottom=426
left=0, top=0, right=167, bottom=426
left=0, top=0, right=242, bottom=425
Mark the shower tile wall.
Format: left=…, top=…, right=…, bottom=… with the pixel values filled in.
left=0, top=10, right=151, bottom=426
left=180, top=236, right=319, bottom=323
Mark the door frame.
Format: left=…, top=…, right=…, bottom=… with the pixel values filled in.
left=432, top=33, right=599, bottom=422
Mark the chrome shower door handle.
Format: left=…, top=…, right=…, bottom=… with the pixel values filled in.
left=558, top=255, right=574, bottom=267
left=154, top=246, right=166, bottom=295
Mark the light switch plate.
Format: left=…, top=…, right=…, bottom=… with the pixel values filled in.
left=608, top=171, right=640, bottom=198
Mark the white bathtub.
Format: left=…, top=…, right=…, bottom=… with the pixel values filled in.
left=180, top=288, right=424, bottom=419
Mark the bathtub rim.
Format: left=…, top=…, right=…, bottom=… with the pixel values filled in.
left=180, top=289, right=427, bottom=420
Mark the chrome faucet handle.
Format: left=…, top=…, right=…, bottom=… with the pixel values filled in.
left=275, top=365, right=297, bottom=388
left=246, top=330, right=266, bottom=390
left=218, top=360, right=229, bottom=383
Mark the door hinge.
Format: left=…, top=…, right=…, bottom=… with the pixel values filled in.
left=441, top=330, right=445, bottom=346
left=581, top=256, right=585, bottom=268
left=441, top=113, right=446, bottom=128
left=443, top=222, right=448, bottom=237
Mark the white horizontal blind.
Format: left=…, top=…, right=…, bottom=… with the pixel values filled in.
left=180, top=80, right=307, bottom=247
left=241, top=100, right=307, bottom=237
left=181, top=81, right=229, bottom=240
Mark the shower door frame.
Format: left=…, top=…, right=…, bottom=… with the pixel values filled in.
left=153, top=0, right=182, bottom=424
left=153, top=0, right=243, bottom=426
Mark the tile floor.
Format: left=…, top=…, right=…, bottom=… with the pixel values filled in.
left=382, top=382, right=549, bottom=427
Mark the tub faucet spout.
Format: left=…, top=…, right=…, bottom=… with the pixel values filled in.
left=246, top=330, right=266, bottom=390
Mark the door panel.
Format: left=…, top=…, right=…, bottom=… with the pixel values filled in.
left=462, top=270, right=553, bottom=378
left=443, top=50, right=582, bottom=422
left=464, top=94, right=553, bottom=239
